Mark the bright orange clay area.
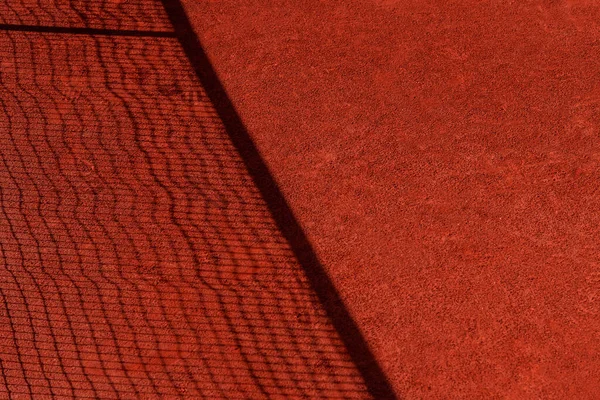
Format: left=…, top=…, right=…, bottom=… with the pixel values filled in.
left=181, top=0, right=600, bottom=399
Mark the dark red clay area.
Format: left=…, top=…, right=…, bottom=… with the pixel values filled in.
left=1, top=0, right=600, bottom=399
left=180, top=0, right=600, bottom=399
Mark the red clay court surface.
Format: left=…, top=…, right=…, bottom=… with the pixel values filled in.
left=1, top=0, right=600, bottom=399
left=0, top=0, right=384, bottom=398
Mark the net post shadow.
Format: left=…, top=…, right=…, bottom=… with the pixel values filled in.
left=158, top=1, right=398, bottom=398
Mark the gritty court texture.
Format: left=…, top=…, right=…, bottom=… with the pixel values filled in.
left=0, top=0, right=386, bottom=398
left=2, top=0, right=600, bottom=399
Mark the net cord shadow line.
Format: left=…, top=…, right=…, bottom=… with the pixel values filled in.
left=158, top=1, right=398, bottom=398
left=0, top=23, right=175, bottom=37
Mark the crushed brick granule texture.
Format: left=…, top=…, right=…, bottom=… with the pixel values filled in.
left=179, top=0, right=600, bottom=398
left=0, top=0, right=377, bottom=398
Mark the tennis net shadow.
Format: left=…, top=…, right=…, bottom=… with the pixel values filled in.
left=0, top=0, right=396, bottom=398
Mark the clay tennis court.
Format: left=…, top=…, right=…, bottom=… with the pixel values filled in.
left=0, top=0, right=389, bottom=398
left=1, top=0, right=600, bottom=399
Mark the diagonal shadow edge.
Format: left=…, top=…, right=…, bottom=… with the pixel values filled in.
left=159, top=1, right=398, bottom=398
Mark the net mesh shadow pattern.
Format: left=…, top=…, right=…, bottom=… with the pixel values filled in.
left=0, top=1, right=373, bottom=398
left=0, top=0, right=170, bottom=30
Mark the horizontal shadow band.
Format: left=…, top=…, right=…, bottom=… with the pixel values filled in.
left=0, top=23, right=176, bottom=38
